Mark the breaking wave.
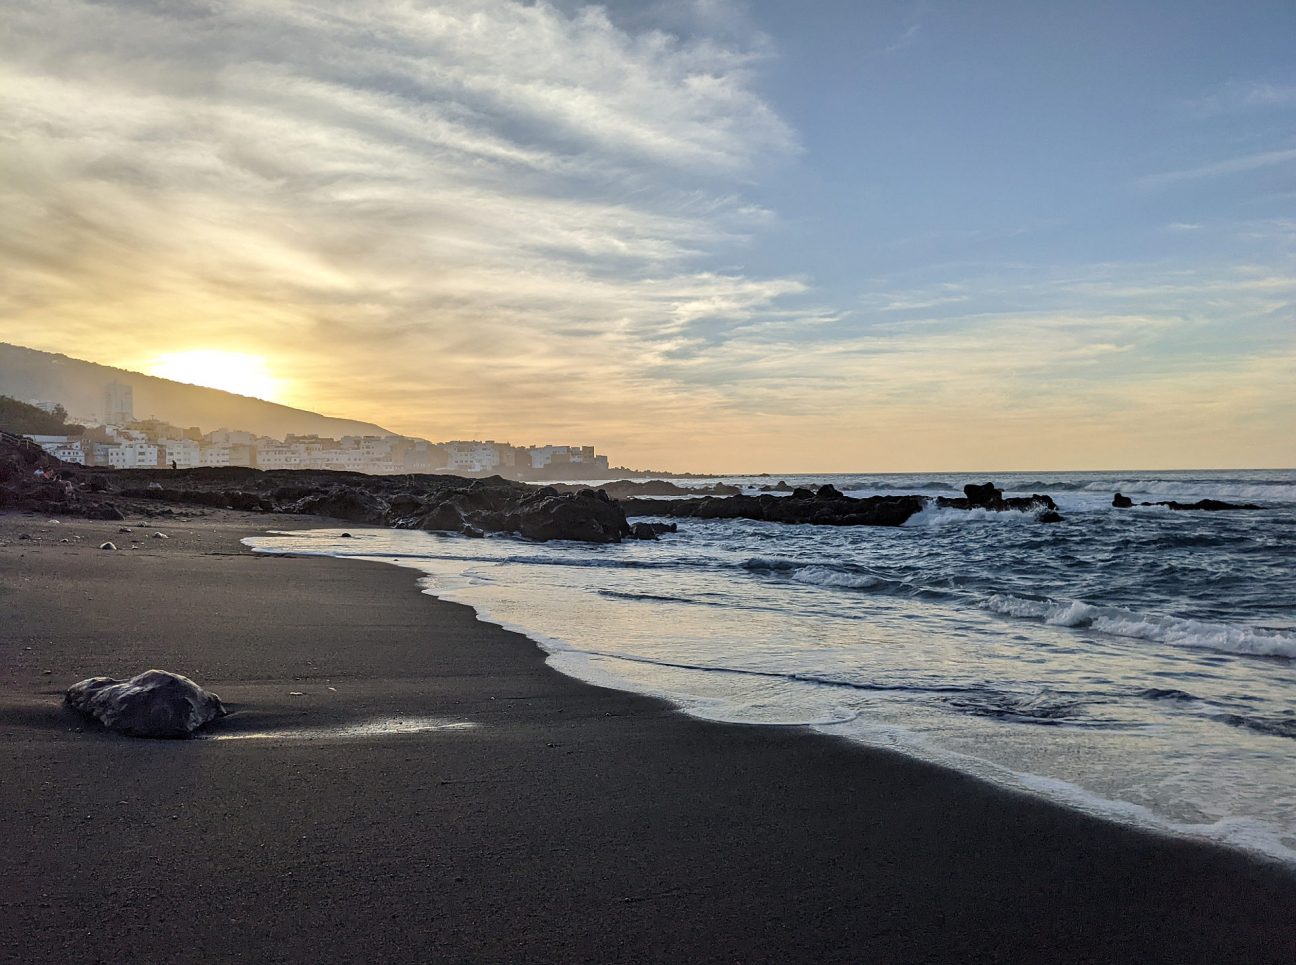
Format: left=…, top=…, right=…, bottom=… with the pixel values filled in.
left=982, top=594, right=1296, bottom=659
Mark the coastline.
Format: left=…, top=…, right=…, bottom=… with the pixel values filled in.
left=2, top=510, right=1295, bottom=963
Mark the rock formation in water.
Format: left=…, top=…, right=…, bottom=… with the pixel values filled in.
left=1150, top=499, right=1262, bottom=511
left=619, top=486, right=927, bottom=527
left=66, top=669, right=228, bottom=738
left=620, top=480, right=1060, bottom=527
left=932, top=482, right=1058, bottom=513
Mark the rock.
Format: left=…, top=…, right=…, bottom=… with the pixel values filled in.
left=631, top=522, right=660, bottom=540
left=118, top=527, right=132, bottom=534
left=619, top=492, right=926, bottom=527
left=386, top=492, right=424, bottom=516
left=816, top=484, right=844, bottom=500
left=151, top=532, right=168, bottom=539
left=1038, top=510, right=1063, bottom=523
left=65, top=669, right=227, bottom=738
left=515, top=489, right=629, bottom=543
left=291, top=487, right=387, bottom=523
left=1112, top=493, right=1133, bottom=508
left=339, top=532, right=353, bottom=538
left=963, top=482, right=1002, bottom=507
left=99, top=542, right=116, bottom=550
left=1153, top=499, right=1263, bottom=511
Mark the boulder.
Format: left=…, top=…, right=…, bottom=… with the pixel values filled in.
left=65, top=669, right=228, bottom=738
left=630, top=522, right=660, bottom=540
left=963, top=482, right=1002, bottom=507
left=1112, top=493, right=1133, bottom=508
left=1038, top=510, right=1063, bottom=523
left=816, top=484, right=844, bottom=500
left=516, top=489, right=629, bottom=543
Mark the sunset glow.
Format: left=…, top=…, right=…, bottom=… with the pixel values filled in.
left=146, top=350, right=283, bottom=402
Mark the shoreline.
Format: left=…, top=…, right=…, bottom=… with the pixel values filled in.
left=250, top=524, right=1296, bottom=867
left=3, top=509, right=1295, bottom=963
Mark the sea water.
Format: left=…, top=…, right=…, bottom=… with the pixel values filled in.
left=245, top=469, right=1296, bottom=862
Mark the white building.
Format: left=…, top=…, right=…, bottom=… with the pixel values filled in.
left=159, top=439, right=201, bottom=469
left=52, top=442, right=87, bottom=465
left=446, top=441, right=502, bottom=473
left=256, top=443, right=305, bottom=470
left=29, top=435, right=87, bottom=465
left=97, top=442, right=159, bottom=468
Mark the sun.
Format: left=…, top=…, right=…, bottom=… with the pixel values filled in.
left=147, top=349, right=282, bottom=401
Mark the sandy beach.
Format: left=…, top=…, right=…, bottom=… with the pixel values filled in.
left=2, top=509, right=1295, bottom=964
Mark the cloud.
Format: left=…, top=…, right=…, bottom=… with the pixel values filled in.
left=0, top=1, right=1292, bottom=471
left=1140, top=147, right=1296, bottom=188
left=0, top=0, right=813, bottom=443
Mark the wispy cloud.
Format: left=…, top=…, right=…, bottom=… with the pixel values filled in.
left=1140, top=147, right=1296, bottom=187
left=0, top=0, right=815, bottom=451
left=0, top=1, right=1292, bottom=471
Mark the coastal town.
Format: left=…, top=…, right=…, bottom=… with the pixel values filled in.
left=19, top=379, right=611, bottom=478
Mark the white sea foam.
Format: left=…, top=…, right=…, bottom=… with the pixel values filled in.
left=902, top=502, right=1044, bottom=528
left=789, top=565, right=884, bottom=590
left=982, top=594, right=1296, bottom=659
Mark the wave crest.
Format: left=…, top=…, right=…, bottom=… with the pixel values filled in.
left=982, top=594, right=1296, bottom=659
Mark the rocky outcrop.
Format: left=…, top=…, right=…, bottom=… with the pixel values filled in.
left=620, top=490, right=927, bottom=527
left=291, top=487, right=388, bottom=523
left=66, top=670, right=228, bottom=738
left=932, top=482, right=1058, bottom=514
left=0, top=434, right=124, bottom=519
left=1111, top=492, right=1262, bottom=511
left=386, top=479, right=636, bottom=542
left=621, top=480, right=1063, bottom=527
left=1153, top=499, right=1262, bottom=511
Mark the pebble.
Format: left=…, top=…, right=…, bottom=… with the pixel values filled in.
left=99, top=542, right=117, bottom=551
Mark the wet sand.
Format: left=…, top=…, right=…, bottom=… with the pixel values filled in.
left=2, top=510, right=1294, bottom=964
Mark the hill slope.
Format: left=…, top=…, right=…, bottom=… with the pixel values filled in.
left=0, top=342, right=391, bottom=439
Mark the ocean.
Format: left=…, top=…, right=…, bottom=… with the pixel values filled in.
left=246, top=469, right=1296, bottom=863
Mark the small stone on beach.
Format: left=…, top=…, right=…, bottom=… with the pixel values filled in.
left=99, top=542, right=116, bottom=551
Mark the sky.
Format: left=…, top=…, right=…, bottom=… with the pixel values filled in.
left=1, top=0, right=1293, bottom=472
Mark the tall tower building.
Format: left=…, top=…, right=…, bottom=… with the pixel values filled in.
left=104, top=380, right=134, bottom=424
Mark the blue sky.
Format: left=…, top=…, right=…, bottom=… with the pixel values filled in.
left=1, top=1, right=1293, bottom=470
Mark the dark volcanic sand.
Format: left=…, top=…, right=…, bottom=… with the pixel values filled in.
left=1, top=511, right=1294, bottom=964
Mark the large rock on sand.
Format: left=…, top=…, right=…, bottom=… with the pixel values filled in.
left=65, top=670, right=228, bottom=738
